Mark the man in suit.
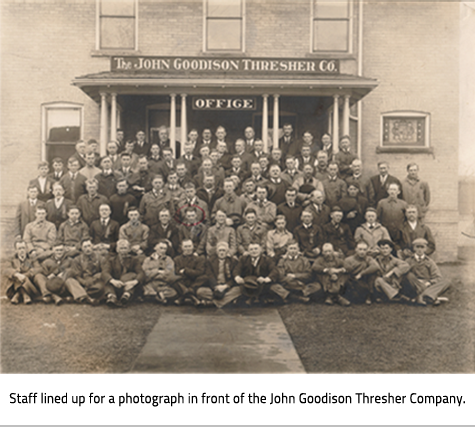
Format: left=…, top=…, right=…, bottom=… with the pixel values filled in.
left=71, top=140, right=87, bottom=168
left=178, top=141, right=200, bottom=177
left=322, top=162, right=348, bottom=208
left=57, top=206, right=90, bottom=257
left=176, top=182, right=209, bottom=226
left=243, top=126, right=257, bottom=153
left=116, top=129, right=125, bottom=152
left=322, top=206, right=355, bottom=257
left=89, top=203, right=120, bottom=254
left=277, top=187, right=303, bottom=233
left=234, top=242, right=279, bottom=304
left=109, top=179, right=138, bottom=226
left=142, top=240, right=179, bottom=304
left=215, top=125, right=233, bottom=153
left=334, top=135, right=357, bottom=178
left=114, top=152, right=138, bottom=185
left=59, top=157, right=87, bottom=204
left=377, top=182, right=407, bottom=242
left=296, top=145, right=316, bottom=171
left=15, top=185, right=44, bottom=237
left=101, top=239, right=145, bottom=306
left=205, top=210, right=237, bottom=257
left=212, top=178, right=247, bottom=228
left=278, top=123, right=295, bottom=157
left=199, top=128, right=214, bottom=148
left=281, top=155, right=302, bottom=186
left=23, top=205, right=56, bottom=261
left=48, top=158, right=65, bottom=182
left=197, top=175, right=224, bottom=214
left=321, top=133, right=333, bottom=160
left=176, top=206, right=208, bottom=256
left=304, top=189, right=331, bottom=227
left=76, top=179, right=110, bottom=226
left=398, top=205, right=436, bottom=258
left=403, top=238, right=450, bottom=306
left=234, top=139, right=254, bottom=173
left=3, top=240, right=41, bottom=304
left=157, top=147, right=177, bottom=181
left=45, top=182, right=73, bottom=230
left=139, top=174, right=174, bottom=227
left=199, top=242, right=242, bottom=308
left=173, top=239, right=208, bottom=305
left=106, top=141, right=122, bottom=170
left=132, top=130, right=151, bottom=157
left=157, top=126, right=181, bottom=158
left=369, top=161, right=402, bottom=207
left=401, top=163, right=431, bottom=219
left=186, top=129, right=201, bottom=158
left=29, top=161, right=54, bottom=202
left=294, top=209, right=324, bottom=260
left=148, top=143, right=162, bottom=175
left=266, top=164, right=289, bottom=206
left=94, top=156, right=117, bottom=199
left=345, top=159, right=374, bottom=203
left=147, top=208, right=180, bottom=257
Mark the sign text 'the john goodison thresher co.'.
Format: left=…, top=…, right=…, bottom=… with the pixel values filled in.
left=111, top=56, right=340, bottom=75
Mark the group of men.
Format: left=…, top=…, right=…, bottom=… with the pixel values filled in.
left=5, top=124, right=450, bottom=308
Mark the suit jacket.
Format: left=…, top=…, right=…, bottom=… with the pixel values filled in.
left=101, top=253, right=145, bottom=284
left=89, top=218, right=120, bottom=251
left=234, top=254, right=279, bottom=281
left=157, top=160, right=177, bottom=181
left=95, top=171, right=117, bottom=198
left=147, top=221, right=180, bottom=256
left=178, top=155, right=200, bottom=177
left=59, top=172, right=87, bottom=203
left=369, top=174, right=402, bottom=206
left=71, top=152, right=87, bottom=168
left=196, top=187, right=224, bottom=213
left=15, top=199, right=45, bottom=237
left=279, top=136, right=296, bottom=156
left=45, top=198, right=73, bottom=230
left=205, top=256, right=237, bottom=288
left=132, top=141, right=152, bottom=157
left=29, top=177, right=54, bottom=202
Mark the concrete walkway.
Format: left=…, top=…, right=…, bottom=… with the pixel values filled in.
left=131, top=307, right=305, bottom=373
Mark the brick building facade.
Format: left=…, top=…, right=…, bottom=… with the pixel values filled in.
left=1, top=0, right=460, bottom=261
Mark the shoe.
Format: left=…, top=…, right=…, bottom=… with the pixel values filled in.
left=190, top=295, right=201, bottom=306
left=174, top=298, right=183, bottom=306
left=324, top=296, right=334, bottom=306
left=54, top=297, right=63, bottom=306
left=155, top=295, right=167, bottom=305
left=337, top=296, right=351, bottom=307
left=85, top=296, right=98, bottom=306
left=106, top=294, right=119, bottom=307
left=10, top=292, right=21, bottom=305
left=414, top=295, right=427, bottom=306
left=64, top=296, right=74, bottom=303
left=434, top=296, right=449, bottom=306
left=423, top=295, right=435, bottom=305
left=23, top=294, right=32, bottom=305
left=42, top=296, right=53, bottom=304
left=375, top=297, right=382, bottom=303
left=120, top=292, right=131, bottom=305
left=365, top=297, right=372, bottom=305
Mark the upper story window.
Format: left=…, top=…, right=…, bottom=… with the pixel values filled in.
left=97, top=0, right=137, bottom=50
left=312, top=0, right=352, bottom=53
left=204, top=0, right=245, bottom=52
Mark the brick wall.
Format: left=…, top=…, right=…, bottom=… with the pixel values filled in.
left=361, top=1, right=460, bottom=261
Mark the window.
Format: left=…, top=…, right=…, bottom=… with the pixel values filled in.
left=378, top=111, right=431, bottom=153
left=312, top=0, right=351, bottom=53
left=41, top=102, right=83, bottom=162
left=204, top=0, right=244, bottom=52
left=98, top=0, right=137, bottom=50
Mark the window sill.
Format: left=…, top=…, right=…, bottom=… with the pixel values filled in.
left=91, top=50, right=141, bottom=57
left=306, top=52, right=356, bottom=60
left=199, top=51, right=248, bottom=57
left=376, top=147, right=433, bottom=154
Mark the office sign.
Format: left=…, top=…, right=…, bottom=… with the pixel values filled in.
left=111, top=56, right=339, bottom=75
left=192, top=97, right=256, bottom=111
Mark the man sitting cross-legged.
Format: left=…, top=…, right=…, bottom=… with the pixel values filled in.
left=197, top=242, right=242, bottom=308
left=311, top=243, right=350, bottom=307
left=271, top=241, right=321, bottom=304
left=142, top=241, right=179, bottom=304
left=373, top=239, right=411, bottom=303
left=102, top=239, right=145, bottom=306
left=173, top=239, right=208, bottom=306
left=234, top=242, right=279, bottom=305
left=403, top=238, right=450, bottom=306
left=343, top=240, right=379, bottom=305
left=33, top=242, right=96, bottom=305
left=3, top=240, right=41, bottom=305
left=65, top=239, right=106, bottom=302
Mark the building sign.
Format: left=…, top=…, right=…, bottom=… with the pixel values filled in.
left=192, top=97, right=256, bottom=111
left=111, top=56, right=339, bottom=75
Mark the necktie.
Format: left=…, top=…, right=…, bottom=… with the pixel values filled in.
left=218, top=260, right=225, bottom=284
left=102, top=219, right=107, bottom=227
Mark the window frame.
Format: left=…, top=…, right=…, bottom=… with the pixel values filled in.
left=41, top=102, right=84, bottom=161
left=203, top=0, right=246, bottom=53
left=378, top=110, right=432, bottom=154
left=310, top=0, right=353, bottom=54
left=96, top=0, right=138, bottom=52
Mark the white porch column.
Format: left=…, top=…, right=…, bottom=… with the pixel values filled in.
left=332, top=94, right=340, bottom=155
left=180, top=94, right=187, bottom=148
left=262, top=94, right=269, bottom=153
left=328, top=108, right=332, bottom=134
left=342, top=94, right=350, bottom=137
left=99, top=92, right=108, bottom=156
left=110, top=92, right=117, bottom=144
left=170, top=94, right=176, bottom=157
left=273, top=94, right=279, bottom=150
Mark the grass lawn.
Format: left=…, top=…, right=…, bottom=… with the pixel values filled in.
left=1, top=263, right=473, bottom=373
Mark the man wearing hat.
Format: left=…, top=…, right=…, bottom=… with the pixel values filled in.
left=374, top=239, right=411, bottom=302
left=354, top=207, right=391, bottom=256
left=343, top=240, right=379, bottom=304
left=234, top=243, right=279, bottom=304
left=311, top=243, right=350, bottom=306
left=403, top=238, right=450, bottom=306
left=322, top=206, right=355, bottom=257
